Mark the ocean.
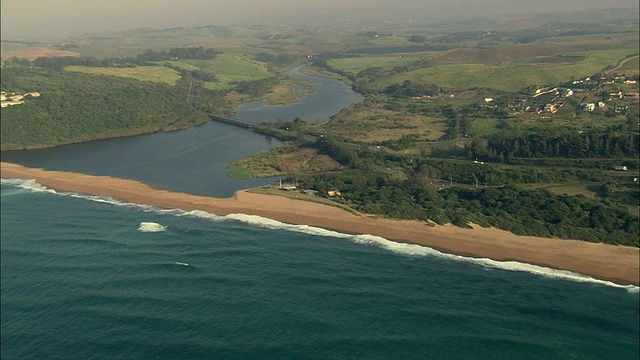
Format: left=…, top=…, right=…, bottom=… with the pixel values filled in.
left=2, top=179, right=638, bottom=360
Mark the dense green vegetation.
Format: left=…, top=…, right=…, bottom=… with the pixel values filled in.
left=1, top=13, right=638, bottom=247
left=0, top=65, right=207, bottom=149
left=468, top=129, right=639, bottom=161
left=296, top=137, right=639, bottom=246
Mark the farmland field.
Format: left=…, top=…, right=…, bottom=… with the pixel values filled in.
left=65, top=66, right=182, bottom=85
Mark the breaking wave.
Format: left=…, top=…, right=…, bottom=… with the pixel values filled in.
left=3, top=177, right=638, bottom=292
left=138, top=222, right=167, bottom=232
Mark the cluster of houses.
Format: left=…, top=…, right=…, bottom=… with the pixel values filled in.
left=1, top=91, right=40, bottom=108
left=506, top=87, right=573, bottom=115
left=504, top=72, right=639, bottom=116
left=411, top=93, right=457, bottom=100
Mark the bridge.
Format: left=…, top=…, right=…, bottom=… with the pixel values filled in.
left=207, top=114, right=256, bottom=128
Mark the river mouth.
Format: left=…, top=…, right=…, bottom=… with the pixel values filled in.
left=1, top=68, right=363, bottom=198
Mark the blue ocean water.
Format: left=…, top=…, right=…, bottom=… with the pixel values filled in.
left=2, top=180, right=638, bottom=359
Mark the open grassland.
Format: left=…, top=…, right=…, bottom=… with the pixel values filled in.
left=327, top=55, right=420, bottom=73
left=295, top=34, right=375, bottom=46
left=183, top=55, right=272, bottom=90
left=65, top=66, right=182, bottom=85
left=619, top=56, right=640, bottom=74
left=227, top=142, right=342, bottom=178
left=525, top=183, right=600, bottom=199
left=63, top=26, right=260, bottom=58
left=374, top=46, right=638, bottom=92
left=261, top=77, right=315, bottom=105
left=319, top=100, right=446, bottom=143
left=1, top=42, right=39, bottom=55
left=1, top=47, right=81, bottom=61
left=517, top=110, right=629, bottom=131
left=465, top=118, right=503, bottom=137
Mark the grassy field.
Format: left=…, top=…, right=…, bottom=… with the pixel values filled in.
left=525, top=183, right=600, bottom=198
left=318, top=99, right=447, bottom=143
left=328, top=55, right=420, bottom=73
left=465, top=118, right=503, bottom=137
left=373, top=47, right=638, bottom=92
left=1, top=42, right=35, bottom=55
left=227, top=142, right=342, bottom=178
left=176, top=54, right=273, bottom=90
left=65, top=65, right=182, bottom=85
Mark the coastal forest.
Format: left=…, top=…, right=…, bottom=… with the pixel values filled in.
left=1, top=9, right=638, bottom=246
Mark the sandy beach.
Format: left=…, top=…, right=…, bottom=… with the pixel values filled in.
left=1, top=161, right=638, bottom=286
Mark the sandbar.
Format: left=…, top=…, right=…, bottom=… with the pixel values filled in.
left=1, top=161, right=638, bottom=286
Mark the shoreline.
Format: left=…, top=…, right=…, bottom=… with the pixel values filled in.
left=1, top=161, right=638, bottom=286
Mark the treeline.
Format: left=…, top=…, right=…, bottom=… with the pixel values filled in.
left=190, top=75, right=281, bottom=114
left=383, top=80, right=440, bottom=97
left=311, top=135, right=613, bottom=185
left=253, top=52, right=302, bottom=66
left=4, top=47, right=223, bottom=70
left=298, top=167, right=638, bottom=246
left=285, top=135, right=640, bottom=246
left=231, top=76, right=282, bottom=97
left=138, top=47, right=222, bottom=61
left=0, top=65, right=207, bottom=150
left=162, top=62, right=217, bottom=82
left=345, top=44, right=450, bottom=54
left=467, top=130, right=639, bottom=160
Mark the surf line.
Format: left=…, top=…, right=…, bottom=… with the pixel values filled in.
left=3, top=177, right=638, bottom=291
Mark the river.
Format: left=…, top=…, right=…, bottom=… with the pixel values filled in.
left=1, top=67, right=363, bottom=197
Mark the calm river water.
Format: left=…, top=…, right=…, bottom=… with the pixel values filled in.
left=1, top=68, right=363, bottom=197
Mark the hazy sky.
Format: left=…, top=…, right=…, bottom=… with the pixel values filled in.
left=1, top=0, right=638, bottom=39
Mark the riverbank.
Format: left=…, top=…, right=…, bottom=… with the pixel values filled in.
left=2, top=161, right=638, bottom=286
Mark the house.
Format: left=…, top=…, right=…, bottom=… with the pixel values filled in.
left=609, top=91, right=623, bottom=99
left=0, top=91, right=40, bottom=108
left=562, top=89, right=574, bottom=97
left=327, top=190, right=341, bottom=197
left=1, top=100, right=25, bottom=108
left=624, top=80, right=637, bottom=84
left=582, top=103, right=596, bottom=112
left=302, top=190, right=319, bottom=196
left=598, top=102, right=606, bottom=109
left=544, top=103, right=558, bottom=113
left=624, top=91, right=639, bottom=100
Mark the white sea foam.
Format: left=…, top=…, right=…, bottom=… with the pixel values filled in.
left=2, top=178, right=58, bottom=194
left=222, top=213, right=640, bottom=292
left=4, top=177, right=638, bottom=292
left=138, top=222, right=167, bottom=232
left=174, top=262, right=190, bottom=266
left=179, top=209, right=224, bottom=221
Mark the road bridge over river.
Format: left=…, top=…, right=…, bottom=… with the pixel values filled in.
left=207, top=114, right=256, bottom=128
